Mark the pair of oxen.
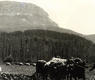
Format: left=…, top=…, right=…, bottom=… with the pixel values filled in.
left=36, top=57, right=86, bottom=80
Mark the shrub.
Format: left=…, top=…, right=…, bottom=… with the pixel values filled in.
left=3, top=55, right=13, bottom=63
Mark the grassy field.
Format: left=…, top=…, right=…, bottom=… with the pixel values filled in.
left=0, top=64, right=36, bottom=76
left=0, top=64, right=95, bottom=80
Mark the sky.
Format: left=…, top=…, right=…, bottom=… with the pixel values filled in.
left=0, top=0, right=95, bottom=35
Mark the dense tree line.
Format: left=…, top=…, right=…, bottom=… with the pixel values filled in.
left=0, top=30, right=93, bottom=63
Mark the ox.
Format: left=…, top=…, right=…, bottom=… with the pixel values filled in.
left=36, top=60, right=47, bottom=80
left=68, top=58, right=86, bottom=80
left=35, top=57, right=86, bottom=80
left=44, top=57, right=68, bottom=80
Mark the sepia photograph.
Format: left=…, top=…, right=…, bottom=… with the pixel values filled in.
left=0, top=0, right=94, bottom=80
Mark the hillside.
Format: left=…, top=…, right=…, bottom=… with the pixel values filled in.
left=85, top=35, right=95, bottom=43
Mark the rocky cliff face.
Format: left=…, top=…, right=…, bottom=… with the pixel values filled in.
left=0, top=1, right=84, bottom=36
left=0, top=1, right=58, bottom=32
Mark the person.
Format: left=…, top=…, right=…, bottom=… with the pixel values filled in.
left=0, top=67, right=2, bottom=72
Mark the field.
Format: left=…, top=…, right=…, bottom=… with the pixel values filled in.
left=0, top=64, right=36, bottom=76
left=0, top=64, right=95, bottom=80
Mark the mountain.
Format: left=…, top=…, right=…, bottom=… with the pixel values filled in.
left=0, top=1, right=94, bottom=63
left=0, top=1, right=94, bottom=62
left=0, top=1, right=83, bottom=36
left=85, top=35, right=95, bottom=43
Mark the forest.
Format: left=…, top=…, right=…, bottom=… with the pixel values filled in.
left=0, top=29, right=94, bottom=63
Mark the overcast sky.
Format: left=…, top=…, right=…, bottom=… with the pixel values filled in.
left=0, top=0, right=95, bottom=35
